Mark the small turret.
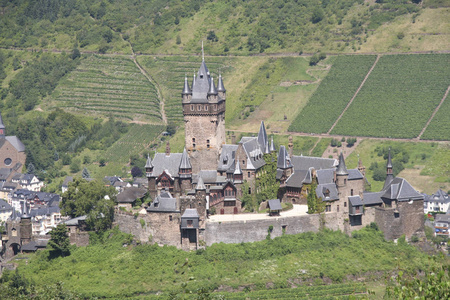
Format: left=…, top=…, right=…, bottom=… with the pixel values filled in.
left=182, top=75, right=192, bottom=103
left=145, top=154, right=153, bottom=178
left=196, top=177, right=206, bottom=191
left=165, top=141, right=171, bottom=156
left=233, top=156, right=243, bottom=183
left=208, top=76, right=218, bottom=95
left=269, top=136, right=276, bottom=153
left=217, top=73, right=226, bottom=99
left=179, top=148, right=192, bottom=179
left=383, top=148, right=394, bottom=190
left=335, top=152, right=348, bottom=188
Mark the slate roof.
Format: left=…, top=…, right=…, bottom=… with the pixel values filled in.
left=425, top=189, right=449, bottom=203
left=348, top=169, right=364, bottom=180
left=257, top=121, right=268, bottom=153
left=435, top=214, right=450, bottom=223
left=63, top=215, right=87, bottom=226
left=218, top=144, right=238, bottom=172
left=30, top=206, right=60, bottom=217
left=179, top=148, right=192, bottom=169
left=0, top=199, right=12, bottom=212
left=182, top=76, right=192, bottom=95
left=217, top=74, right=226, bottom=92
left=193, top=170, right=221, bottom=185
left=268, top=199, right=282, bottom=211
left=147, top=191, right=179, bottom=212
left=62, top=176, right=73, bottom=188
left=241, top=137, right=266, bottom=170
left=21, top=239, right=48, bottom=251
left=0, top=168, right=12, bottom=181
left=181, top=208, right=199, bottom=219
left=145, top=154, right=153, bottom=168
left=285, top=170, right=308, bottom=188
left=5, top=136, right=25, bottom=152
left=104, top=176, right=123, bottom=186
left=316, top=169, right=334, bottom=184
left=117, top=187, right=147, bottom=203
left=277, top=145, right=292, bottom=169
left=348, top=196, right=363, bottom=207
left=316, top=183, right=339, bottom=201
left=196, top=177, right=206, bottom=190
left=382, top=178, right=423, bottom=201
left=362, top=192, right=384, bottom=206
left=191, top=61, right=211, bottom=103
left=150, top=152, right=183, bottom=178
left=291, top=156, right=337, bottom=171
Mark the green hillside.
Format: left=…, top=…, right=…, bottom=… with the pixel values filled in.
left=9, top=227, right=445, bottom=298
left=44, top=55, right=162, bottom=123
left=1, top=0, right=445, bottom=55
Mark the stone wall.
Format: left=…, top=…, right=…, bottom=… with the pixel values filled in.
left=204, top=212, right=339, bottom=246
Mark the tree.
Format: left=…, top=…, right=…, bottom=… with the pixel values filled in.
left=307, top=180, right=324, bottom=214
left=47, top=224, right=70, bottom=258
left=70, top=158, right=81, bottom=173
left=60, top=178, right=116, bottom=231
left=26, top=163, right=35, bottom=174
left=81, top=167, right=90, bottom=179
left=311, top=7, right=324, bottom=24
left=207, top=30, right=218, bottom=42
left=131, top=166, right=143, bottom=178
left=255, top=152, right=279, bottom=204
left=99, top=158, right=106, bottom=167
left=71, top=47, right=80, bottom=60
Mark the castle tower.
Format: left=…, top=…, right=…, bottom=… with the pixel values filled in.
left=383, top=148, right=394, bottom=190
left=257, top=121, right=269, bottom=154
left=179, top=148, right=192, bottom=191
left=145, top=154, right=157, bottom=199
left=182, top=59, right=226, bottom=154
left=335, top=152, right=348, bottom=189
left=20, top=201, right=32, bottom=246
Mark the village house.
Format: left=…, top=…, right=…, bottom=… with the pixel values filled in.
left=424, top=189, right=449, bottom=214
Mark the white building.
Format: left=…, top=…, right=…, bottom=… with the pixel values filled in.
left=424, top=189, right=449, bottom=214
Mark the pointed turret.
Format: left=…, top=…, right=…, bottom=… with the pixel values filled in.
left=196, top=176, right=206, bottom=190
left=180, top=148, right=192, bottom=170
left=277, top=146, right=290, bottom=169
left=383, top=148, right=394, bottom=190
left=336, top=152, right=348, bottom=176
left=0, top=112, right=5, bottom=139
left=21, top=201, right=30, bottom=219
left=217, top=74, right=226, bottom=93
left=182, top=75, right=192, bottom=95
left=233, top=157, right=242, bottom=175
left=257, top=121, right=268, bottom=153
left=269, top=136, right=276, bottom=153
left=145, top=154, right=153, bottom=178
left=208, top=76, right=218, bottom=95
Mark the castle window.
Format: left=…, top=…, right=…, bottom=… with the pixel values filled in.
left=351, top=189, right=354, bottom=196
left=192, top=138, right=195, bottom=143
left=248, top=187, right=252, bottom=194
left=248, top=172, right=250, bottom=177
left=206, top=139, right=210, bottom=149
left=337, top=205, right=340, bottom=212
left=198, top=105, right=201, bottom=111
left=169, top=215, right=172, bottom=221
left=191, top=105, right=194, bottom=111
left=205, top=105, right=208, bottom=111
left=325, top=205, right=331, bottom=212
left=4, top=158, right=12, bottom=166
left=193, top=143, right=196, bottom=149
left=187, top=220, right=193, bottom=227
left=344, top=202, right=347, bottom=208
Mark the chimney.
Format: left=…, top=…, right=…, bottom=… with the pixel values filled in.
left=165, top=141, right=170, bottom=156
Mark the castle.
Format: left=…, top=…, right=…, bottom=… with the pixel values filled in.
left=114, top=57, right=425, bottom=249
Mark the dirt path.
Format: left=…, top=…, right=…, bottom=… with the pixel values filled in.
left=327, top=55, right=380, bottom=134
left=416, top=85, right=450, bottom=140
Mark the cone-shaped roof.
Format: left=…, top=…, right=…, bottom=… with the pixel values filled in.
left=336, top=152, right=348, bottom=176
left=145, top=154, right=153, bottom=168
left=277, top=145, right=291, bottom=169
left=196, top=176, right=206, bottom=190
left=386, top=148, right=393, bottom=169
left=257, top=121, right=268, bottom=152
left=208, top=76, right=218, bottom=95
left=179, top=148, right=192, bottom=169
left=269, top=136, right=276, bottom=152
left=192, top=73, right=196, bottom=87
left=217, top=74, right=226, bottom=92
left=182, top=75, right=192, bottom=95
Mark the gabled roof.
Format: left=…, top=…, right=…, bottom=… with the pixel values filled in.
left=0, top=199, right=12, bottom=212
left=382, top=177, right=423, bottom=201
left=257, top=121, right=268, bottom=153
left=268, top=199, right=282, bottom=211
left=316, top=169, right=334, bottom=184
left=241, top=137, right=266, bottom=170
left=181, top=208, right=199, bottom=219
left=285, top=170, right=308, bottom=188
left=30, top=206, right=60, bottom=217
left=5, top=136, right=25, bottom=152
left=193, top=170, right=219, bottom=184
left=291, top=156, right=337, bottom=171
left=435, top=214, right=450, bottom=223
left=316, top=183, right=339, bottom=201
left=336, top=152, right=348, bottom=176
left=233, top=156, right=242, bottom=175
left=0, top=168, right=12, bottom=180
left=117, top=187, right=147, bottom=203
left=63, top=215, right=87, bottom=226
left=348, top=196, right=363, bottom=207
left=348, top=169, right=364, bottom=180
left=217, top=144, right=238, bottom=172
left=150, top=152, right=183, bottom=178
left=425, top=189, right=449, bottom=203
left=362, top=191, right=384, bottom=206
left=21, top=239, right=48, bottom=251
left=147, top=191, right=179, bottom=213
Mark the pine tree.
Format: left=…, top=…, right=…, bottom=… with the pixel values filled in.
left=81, top=167, right=90, bottom=179
left=27, top=163, right=35, bottom=174
left=48, top=224, right=70, bottom=258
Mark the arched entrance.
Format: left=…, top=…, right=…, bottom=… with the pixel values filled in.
left=10, top=243, right=20, bottom=256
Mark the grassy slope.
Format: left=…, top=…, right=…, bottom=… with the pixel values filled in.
left=15, top=227, right=443, bottom=298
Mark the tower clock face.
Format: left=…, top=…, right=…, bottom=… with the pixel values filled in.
left=4, top=158, right=12, bottom=166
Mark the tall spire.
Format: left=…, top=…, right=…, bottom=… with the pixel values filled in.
left=179, top=148, right=192, bottom=169
left=386, top=148, right=393, bottom=173
left=145, top=154, right=153, bottom=169
left=257, top=121, right=268, bottom=153
left=384, top=148, right=394, bottom=190
left=336, top=152, right=348, bottom=176
left=21, top=201, right=30, bottom=219
left=269, top=136, right=276, bottom=152
left=202, top=40, right=204, bottom=61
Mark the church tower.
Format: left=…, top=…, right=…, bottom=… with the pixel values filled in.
left=182, top=56, right=226, bottom=155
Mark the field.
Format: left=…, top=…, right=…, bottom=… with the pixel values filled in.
left=331, top=54, right=450, bottom=139
left=44, top=55, right=162, bottom=123
left=421, top=86, right=450, bottom=140
left=137, top=55, right=235, bottom=124
left=288, top=55, right=377, bottom=134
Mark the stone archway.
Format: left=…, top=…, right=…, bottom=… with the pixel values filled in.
left=9, top=243, right=20, bottom=256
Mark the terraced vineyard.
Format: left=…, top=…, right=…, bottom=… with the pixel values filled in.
left=46, top=55, right=162, bottom=123
left=421, top=87, right=450, bottom=140
left=331, top=54, right=450, bottom=139
left=288, top=55, right=377, bottom=134
left=104, top=124, right=165, bottom=163
left=216, top=283, right=368, bottom=299
left=138, top=55, right=235, bottom=124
